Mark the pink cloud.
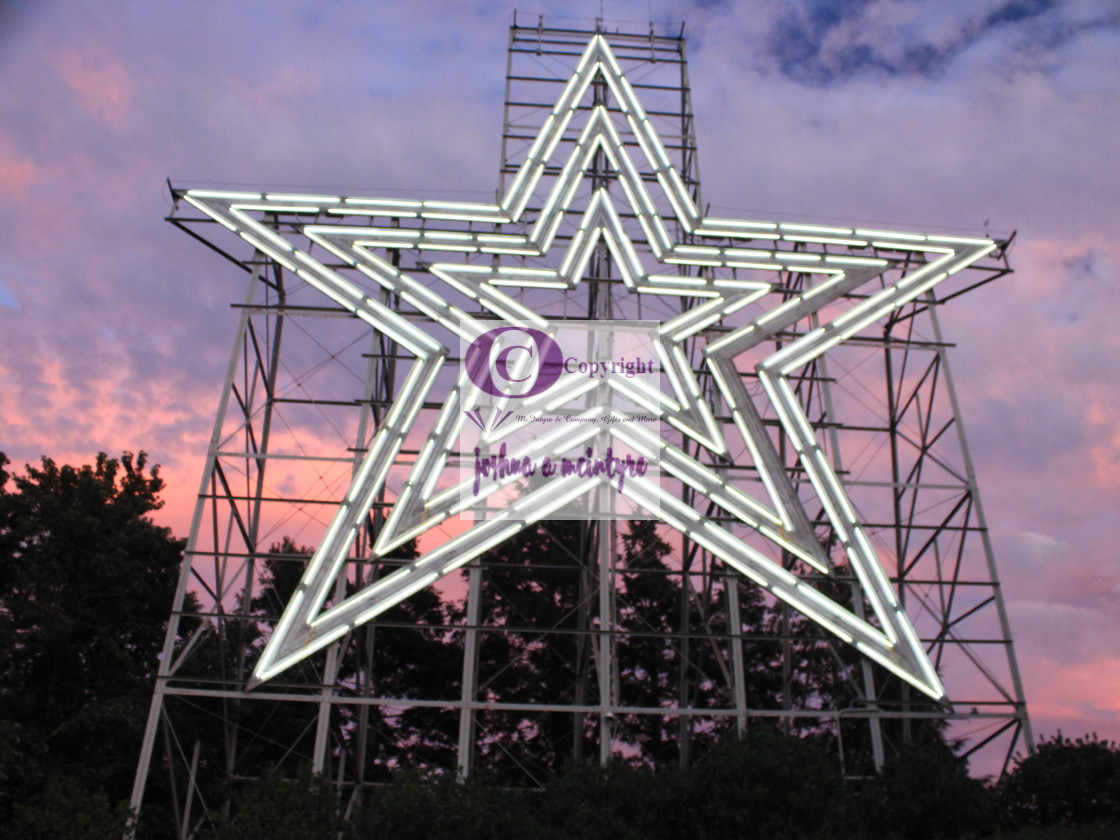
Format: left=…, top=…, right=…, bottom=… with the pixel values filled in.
left=1023, top=654, right=1120, bottom=742
left=51, top=46, right=132, bottom=130
left=0, top=155, right=34, bottom=195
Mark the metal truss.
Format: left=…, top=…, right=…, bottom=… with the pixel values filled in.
left=131, top=17, right=1031, bottom=835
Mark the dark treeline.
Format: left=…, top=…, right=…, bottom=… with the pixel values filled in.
left=0, top=452, right=182, bottom=837
left=1, top=452, right=1118, bottom=839
left=202, top=730, right=1120, bottom=840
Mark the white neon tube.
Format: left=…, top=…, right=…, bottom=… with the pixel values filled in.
left=266, top=193, right=338, bottom=204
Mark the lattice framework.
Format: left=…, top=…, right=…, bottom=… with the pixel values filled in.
left=131, top=20, right=1031, bottom=833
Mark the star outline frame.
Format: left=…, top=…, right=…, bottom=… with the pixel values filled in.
left=176, top=35, right=1003, bottom=701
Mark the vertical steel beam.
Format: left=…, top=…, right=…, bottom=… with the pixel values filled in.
left=456, top=562, right=483, bottom=778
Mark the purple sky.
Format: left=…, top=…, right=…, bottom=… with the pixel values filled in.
left=1, top=0, right=1118, bottom=764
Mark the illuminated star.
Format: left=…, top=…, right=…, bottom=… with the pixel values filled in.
left=180, top=35, right=996, bottom=699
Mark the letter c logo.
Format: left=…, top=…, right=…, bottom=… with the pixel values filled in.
left=465, top=327, right=564, bottom=398
left=495, top=344, right=534, bottom=383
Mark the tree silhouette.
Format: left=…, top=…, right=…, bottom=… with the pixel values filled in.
left=0, top=451, right=185, bottom=824
left=459, top=519, right=591, bottom=781
left=338, top=532, right=461, bottom=782
left=454, top=519, right=792, bottom=776
left=999, top=733, right=1120, bottom=829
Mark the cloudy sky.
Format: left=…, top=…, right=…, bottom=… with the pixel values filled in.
left=1, top=0, right=1117, bottom=764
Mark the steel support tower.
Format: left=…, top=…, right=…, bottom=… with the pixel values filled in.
left=132, top=18, right=1031, bottom=835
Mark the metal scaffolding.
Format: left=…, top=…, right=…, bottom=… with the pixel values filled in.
left=131, top=18, right=1031, bottom=835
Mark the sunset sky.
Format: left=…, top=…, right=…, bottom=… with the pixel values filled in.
left=1, top=0, right=1117, bottom=766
